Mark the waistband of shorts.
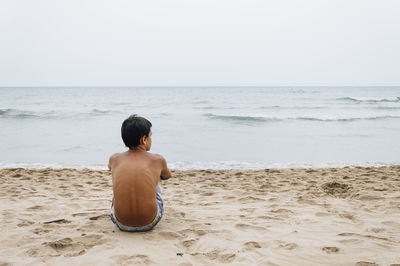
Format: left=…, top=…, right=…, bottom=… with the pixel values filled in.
left=111, top=202, right=162, bottom=232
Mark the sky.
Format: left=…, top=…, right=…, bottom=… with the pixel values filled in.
left=0, top=0, right=399, bottom=87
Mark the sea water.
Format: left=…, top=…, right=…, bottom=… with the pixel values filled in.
left=0, top=87, right=399, bottom=169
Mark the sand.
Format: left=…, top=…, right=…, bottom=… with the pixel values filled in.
left=1, top=166, right=400, bottom=265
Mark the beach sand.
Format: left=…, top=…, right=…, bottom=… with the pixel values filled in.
left=1, top=166, right=400, bottom=265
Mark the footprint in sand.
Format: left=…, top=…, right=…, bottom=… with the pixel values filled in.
left=322, top=182, right=351, bottom=197
left=177, top=228, right=209, bottom=239
left=182, top=239, right=197, bottom=248
left=46, top=238, right=74, bottom=251
left=279, top=243, right=297, bottom=250
left=244, top=241, right=262, bottom=249
left=31, top=228, right=52, bottom=235
left=42, top=234, right=106, bottom=257
left=322, top=246, right=339, bottom=254
left=274, top=240, right=297, bottom=250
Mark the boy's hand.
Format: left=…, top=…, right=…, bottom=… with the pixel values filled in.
left=159, top=156, right=172, bottom=180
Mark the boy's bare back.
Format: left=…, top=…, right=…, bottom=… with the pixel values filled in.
left=109, top=149, right=170, bottom=227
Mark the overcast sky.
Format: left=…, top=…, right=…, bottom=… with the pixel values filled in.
left=0, top=0, right=399, bottom=86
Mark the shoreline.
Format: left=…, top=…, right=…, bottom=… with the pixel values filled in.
left=1, top=166, right=400, bottom=265
left=1, top=161, right=399, bottom=171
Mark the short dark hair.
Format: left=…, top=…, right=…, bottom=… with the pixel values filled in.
left=121, top=115, right=152, bottom=149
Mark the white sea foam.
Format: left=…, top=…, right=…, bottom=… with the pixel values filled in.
left=1, top=161, right=398, bottom=170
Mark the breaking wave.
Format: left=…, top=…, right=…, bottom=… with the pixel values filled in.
left=203, top=113, right=280, bottom=122
left=0, top=108, right=119, bottom=119
left=204, top=113, right=400, bottom=123
left=336, top=97, right=400, bottom=103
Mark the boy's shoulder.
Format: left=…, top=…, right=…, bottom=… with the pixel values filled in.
left=108, top=152, right=121, bottom=170
left=143, top=153, right=168, bottom=169
left=148, top=152, right=167, bottom=164
left=109, top=152, right=124, bottom=161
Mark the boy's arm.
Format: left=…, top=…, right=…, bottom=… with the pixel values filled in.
left=159, top=155, right=172, bottom=180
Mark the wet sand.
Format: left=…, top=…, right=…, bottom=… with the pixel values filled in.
left=1, top=166, right=400, bottom=265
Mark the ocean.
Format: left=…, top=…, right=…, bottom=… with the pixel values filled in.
left=1, top=87, right=399, bottom=169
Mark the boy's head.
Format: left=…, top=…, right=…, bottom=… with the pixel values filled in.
left=121, top=115, right=152, bottom=150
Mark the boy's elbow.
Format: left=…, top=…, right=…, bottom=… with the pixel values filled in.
left=161, top=174, right=172, bottom=180
left=161, top=169, right=172, bottom=180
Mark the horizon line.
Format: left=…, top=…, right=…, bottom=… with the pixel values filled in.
left=1, top=85, right=400, bottom=88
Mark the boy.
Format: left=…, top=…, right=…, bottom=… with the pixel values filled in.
left=108, top=115, right=171, bottom=232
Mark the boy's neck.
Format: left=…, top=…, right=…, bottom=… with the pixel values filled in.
left=130, top=145, right=147, bottom=152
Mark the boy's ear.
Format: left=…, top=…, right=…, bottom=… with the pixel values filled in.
left=140, top=136, right=147, bottom=145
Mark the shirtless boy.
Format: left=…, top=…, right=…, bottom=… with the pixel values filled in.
left=108, top=115, right=171, bottom=232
